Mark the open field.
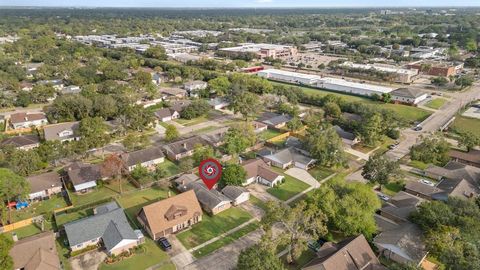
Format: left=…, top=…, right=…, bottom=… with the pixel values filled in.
left=176, top=207, right=252, bottom=250
left=451, top=115, right=480, bottom=134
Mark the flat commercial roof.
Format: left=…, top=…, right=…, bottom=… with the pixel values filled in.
left=257, top=69, right=321, bottom=81
left=320, top=77, right=394, bottom=94
left=220, top=43, right=293, bottom=52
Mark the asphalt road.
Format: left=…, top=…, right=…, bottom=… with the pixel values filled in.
left=386, top=81, right=480, bottom=161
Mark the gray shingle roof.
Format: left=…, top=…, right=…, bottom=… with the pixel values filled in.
left=185, top=182, right=231, bottom=211
left=121, top=147, right=165, bottom=167
left=64, top=202, right=137, bottom=251
left=265, top=147, right=315, bottom=167
left=162, top=136, right=205, bottom=156
left=43, top=121, right=80, bottom=141
left=391, top=88, right=425, bottom=99
left=222, top=185, right=248, bottom=200
left=0, top=134, right=39, bottom=148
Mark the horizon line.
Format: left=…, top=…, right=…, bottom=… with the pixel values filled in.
left=1, top=5, right=479, bottom=8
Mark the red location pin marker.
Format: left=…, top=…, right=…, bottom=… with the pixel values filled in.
left=199, top=158, right=222, bottom=190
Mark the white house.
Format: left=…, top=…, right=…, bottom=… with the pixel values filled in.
left=391, top=88, right=428, bottom=105
left=154, top=108, right=180, bottom=122
left=184, top=80, right=208, bottom=97
left=43, top=122, right=81, bottom=142
left=222, top=186, right=250, bottom=206
left=10, top=112, right=48, bottom=129
left=121, top=147, right=165, bottom=172
left=242, top=159, right=284, bottom=187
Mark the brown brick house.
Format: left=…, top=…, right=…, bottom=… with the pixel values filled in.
left=137, top=190, right=202, bottom=240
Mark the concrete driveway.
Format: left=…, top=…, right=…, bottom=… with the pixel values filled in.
left=168, top=234, right=195, bottom=269
left=246, top=184, right=280, bottom=202
left=284, top=168, right=319, bottom=188
left=70, top=250, right=107, bottom=270
left=182, top=229, right=264, bottom=270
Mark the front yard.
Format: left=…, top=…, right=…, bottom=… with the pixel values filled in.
left=174, top=116, right=209, bottom=126
left=309, top=166, right=335, bottom=181
left=176, top=207, right=253, bottom=250
left=267, top=170, right=310, bottom=201
left=99, top=239, right=175, bottom=270
left=451, top=115, right=480, bottom=135
left=425, top=98, right=447, bottom=110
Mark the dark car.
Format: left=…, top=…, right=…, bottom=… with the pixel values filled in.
left=158, top=237, right=172, bottom=251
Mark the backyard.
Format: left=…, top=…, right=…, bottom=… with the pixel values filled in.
left=267, top=169, right=310, bottom=201
left=176, top=207, right=253, bottom=250
left=8, top=221, right=54, bottom=240
left=68, top=181, right=137, bottom=207
left=10, top=194, right=69, bottom=222
left=258, top=129, right=283, bottom=141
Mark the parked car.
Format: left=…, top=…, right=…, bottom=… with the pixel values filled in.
left=377, top=193, right=390, bottom=202
left=388, top=144, right=398, bottom=150
left=413, top=125, right=423, bottom=131
left=420, top=179, right=435, bottom=187
left=158, top=237, right=172, bottom=251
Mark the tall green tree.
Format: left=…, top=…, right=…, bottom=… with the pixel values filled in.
left=362, top=153, right=401, bottom=189
left=223, top=122, right=256, bottom=155
left=220, top=163, right=247, bottom=187
left=0, top=234, right=13, bottom=270
left=79, top=117, right=110, bottom=148
left=237, top=242, right=286, bottom=270
left=229, top=91, right=263, bottom=120
left=312, top=178, right=381, bottom=239
left=410, top=134, right=451, bottom=166
left=165, top=124, right=179, bottom=142
left=303, top=124, right=345, bottom=167
left=0, top=168, right=30, bottom=223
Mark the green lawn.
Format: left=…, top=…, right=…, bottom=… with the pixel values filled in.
left=99, top=238, right=175, bottom=270
left=382, top=181, right=405, bottom=196
left=282, top=248, right=317, bottom=270
left=8, top=221, right=53, bottom=240
left=176, top=207, right=252, bottom=250
left=249, top=195, right=268, bottom=211
left=424, top=98, right=447, bottom=110
left=272, top=82, right=431, bottom=123
left=309, top=166, right=335, bottom=181
left=156, top=160, right=180, bottom=177
left=174, top=116, right=208, bottom=126
left=117, top=187, right=175, bottom=226
left=267, top=169, right=310, bottom=201
left=452, top=115, right=480, bottom=135
left=258, top=129, right=283, bottom=141
left=10, top=195, right=69, bottom=222
left=408, top=160, right=429, bottom=170
left=69, top=181, right=137, bottom=207
left=56, top=234, right=72, bottom=270
left=55, top=208, right=94, bottom=227
left=193, top=222, right=259, bottom=258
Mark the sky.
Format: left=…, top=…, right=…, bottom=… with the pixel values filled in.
left=1, top=0, right=479, bottom=7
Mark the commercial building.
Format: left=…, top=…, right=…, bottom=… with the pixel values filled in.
left=317, top=77, right=394, bottom=97
left=341, top=62, right=418, bottom=83
left=407, top=60, right=464, bottom=77
left=219, top=43, right=297, bottom=59
left=257, top=69, right=321, bottom=85
left=390, top=88, right=428, bottom=105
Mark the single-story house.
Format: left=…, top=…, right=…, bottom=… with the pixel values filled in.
left=242, top=159, right=284, bottom=187
left=60, top=85, right=81, bottom=95
left=374, top=222, right=427, bottom=267
left=155, top=108, right=180, bottom=122
left=424, top=161, right=480, bottom=183
left=200, top=127, right=229, bottom=147
left=0, top=134, right=40, bottom=150
left=257, top=112, right=292, bottom=129
left=380, top=191, right=423, bottom=223
left=391, top=88, right=428, bottom=105
left=302, top=234, right=387, bottom=270
left=27, top=171, right=63, bottom=200
left=65, top=161, right=104, bottom=193
left=10, top=112, right=48, bottom=129
left=43, top=121, right=80, bottom=142
left=183, top=80, right=207, bottom=97
left=121, top=147, right=165, bottom=172
left=404, top=181, right=441, bottom=200
left=333, top=125, right=360, bottom=146
left=137, top=190, right=203, bottom=240
left=263, top=147, right=316, bottom=170
left=64, top=202, right=141, bottom=256
left=449, top=149, right=480, bottom=168
left=10, top=231, right=61, bottom=270
left=431, top=178, right=479, bottom=201
left=162, top=136, right=205, bottom=161
left=252, top=121, right=268, bottom=133
left=159, top=87, right=187, bottom=99
left=222, top=185, right=250, bottom=206
left=185, top=182, right=232, bottom=215
left=208, top=98, right=230, bottom=110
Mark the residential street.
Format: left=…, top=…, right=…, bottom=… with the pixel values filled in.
left=386, top=82, right=480, bottom=161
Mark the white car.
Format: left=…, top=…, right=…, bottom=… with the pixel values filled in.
left=377, top=193, right=390, bottom=202
left=420, top=179, right=435, bottom=187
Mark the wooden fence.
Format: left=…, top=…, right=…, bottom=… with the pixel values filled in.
left=0, top=215, right=43, bottom=233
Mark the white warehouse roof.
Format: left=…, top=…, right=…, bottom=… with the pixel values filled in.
left=320, top=77, right=394, bottom=94
left=257, top=69, right=321, bottom=81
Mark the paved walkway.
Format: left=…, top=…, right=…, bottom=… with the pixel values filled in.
left=169, top=234, right=196, bottom=269
left=284, top=168, right=319, bottom=188
left=188, top=218, right=257, bottom=252
left=284, top=173, right=337, bottom=204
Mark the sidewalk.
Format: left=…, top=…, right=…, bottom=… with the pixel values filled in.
left=188, top=218, right=257, bottom=252
left=284, top=173, right=337, bottom=204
